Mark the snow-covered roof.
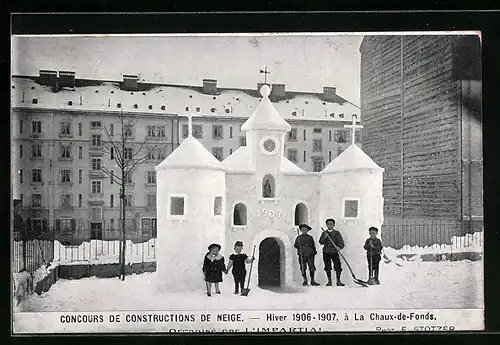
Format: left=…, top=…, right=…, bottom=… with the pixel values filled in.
left=241, top=85, right=291, bottom=132
left=11, top=76, right=360, bottom=122
left=321, top=144, right=384, bottom=174
left=221, top=146, right=254, bottom=172
left=155, top=135, right=223, bottom=171
left=281, top=157, right=305, bottom=174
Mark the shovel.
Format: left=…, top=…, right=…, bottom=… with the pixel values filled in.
left=321, top=228, right=370, bottom=288
left=240, top=245, right=257, bottom=296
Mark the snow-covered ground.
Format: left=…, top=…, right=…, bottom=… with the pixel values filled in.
left=16, top=259, right=483, bottom=312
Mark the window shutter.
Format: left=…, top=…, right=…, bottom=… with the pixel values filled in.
left=71, top=218, right=76, bottom=231
left=55, top=219, right=61, bottom=231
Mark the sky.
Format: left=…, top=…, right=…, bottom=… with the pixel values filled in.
left=11, top=34, right=363, bottom=105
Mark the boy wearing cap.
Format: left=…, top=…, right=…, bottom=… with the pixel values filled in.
left=202, top=243, right=226, bottom=297
left=319, top=218, right=345, bottom=286
left=363, top=227, right=383, bottom=285
left=225, top=241, right=255, bottom=294
left=294, top=224, right=319, bottom=286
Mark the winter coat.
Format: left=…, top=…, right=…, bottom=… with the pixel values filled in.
left=363, top=238, right=383, bottom=256
left=202, top=253, right=226, bottom=283
left=319, top=230, right=345, bottom=254
left=294, top=233, right=317, bottom=257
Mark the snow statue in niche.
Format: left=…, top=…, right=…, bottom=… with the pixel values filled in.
left=154, top=84, right=384, bottom=294
left=263, top=178, right=273, bottom=198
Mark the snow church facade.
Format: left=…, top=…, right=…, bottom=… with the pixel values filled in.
left=155, top=85, right=384, bottom=292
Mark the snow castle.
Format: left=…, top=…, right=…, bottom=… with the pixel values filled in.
left=155, top=85, right=384, bottom=292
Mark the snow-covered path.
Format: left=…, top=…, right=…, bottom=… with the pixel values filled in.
left=17, top=260, right=483, bottom=312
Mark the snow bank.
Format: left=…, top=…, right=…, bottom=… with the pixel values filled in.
left=13, top=271, right=33, bottom=305
left=385, top=231, right=483, bottom=256
left=53, top=239, right=156, bottom=264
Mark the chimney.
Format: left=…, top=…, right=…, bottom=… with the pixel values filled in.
left=271, top=83, right=286, bottom=99
left=121, top=75, right=139, bottom=91
left=59, top=71, right=76, bottom=89
left=39, top=70, right=58, bottom=91
left=202, top=79, right=218, bottom=95
left=323, top=87, right=337, bottom=101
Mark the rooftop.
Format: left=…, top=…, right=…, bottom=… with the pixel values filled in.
left=321, top=144, right=384, bottom=174
left=11, top=75, right=360, bottom=122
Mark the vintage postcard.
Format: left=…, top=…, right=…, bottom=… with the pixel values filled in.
left=11, top=31, right=483, bottom=334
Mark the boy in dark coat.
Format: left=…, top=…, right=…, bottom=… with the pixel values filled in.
left=319, top=218, right=345, bottom=286
left=202, top=243, right=226, bottom=297
left=294, top=224, right=319, bottom=286
left=225, top=241, right=255, bottom=295
left=363, top=227, right=383, bottom=285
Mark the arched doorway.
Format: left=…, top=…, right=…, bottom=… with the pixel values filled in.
left=294, top=203, right=309, bottom=225
left=258, top=237, right=281, bottom=287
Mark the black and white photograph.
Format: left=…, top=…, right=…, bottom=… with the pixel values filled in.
left=11, top=32, right=483, bottom=333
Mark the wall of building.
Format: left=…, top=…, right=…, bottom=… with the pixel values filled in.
left=360, top=35, right=474, bottom=220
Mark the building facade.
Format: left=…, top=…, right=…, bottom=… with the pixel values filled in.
left=359, top=35, right=482, bottom=245
left=11, top=71, right=362, bottom=240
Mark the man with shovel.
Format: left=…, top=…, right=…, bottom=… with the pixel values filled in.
left=319, top=218, right=345, bottom=286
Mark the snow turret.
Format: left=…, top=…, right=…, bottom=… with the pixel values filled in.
left=155, top=108, right=226, bottom=292
left=319, top=139, right=384, bottom=285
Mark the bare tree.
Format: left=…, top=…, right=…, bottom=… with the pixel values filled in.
left=101, top=108, right=157, bottom=281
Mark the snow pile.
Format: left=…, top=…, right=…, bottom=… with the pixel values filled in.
left=384, top=231, right=484, bottom=256
left=54, top=239, right=156, bottom=264
left=13, top=271, right=33, bottom=305
left=32, top=262, right=59, bottom=286
left=16, top=260, right=484, bottom=312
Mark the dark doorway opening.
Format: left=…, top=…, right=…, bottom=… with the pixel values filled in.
left=258, top=237, right=281, bottom=288
left=90, top=222, right=103, bottom=240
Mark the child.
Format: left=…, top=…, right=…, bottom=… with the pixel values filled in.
left=294, top=224, right=319, bottom=286
left=363, top=227, right=383, bottom=285
left=202, top=243, right=226, bottom=297
left=225, top=241, right=255, bottom=295
left=319, top=218, right=345, bottom=286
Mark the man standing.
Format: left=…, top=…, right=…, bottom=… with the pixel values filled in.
left=319, top=218, right=345, bottom=286
left=294, top=224, right=319, bottom=286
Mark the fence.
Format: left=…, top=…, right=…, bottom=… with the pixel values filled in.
left=382, top=218, right=484, bottom=254
left=12, top=228, right=156, bottom=274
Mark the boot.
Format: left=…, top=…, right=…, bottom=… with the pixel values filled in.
left=325, top=271, right=332, bottom=286
left=234, top=282, right=239, bottom=294
left=375, top=269, right=380, bottom=285
left=336, top=271, right=345, bottom=287
left=310, top=271, right=320, bottom=286
left=302, top=274, right=308, bottom=286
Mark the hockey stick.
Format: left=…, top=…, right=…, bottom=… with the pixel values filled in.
left=321, top=228, right=369, bottom=287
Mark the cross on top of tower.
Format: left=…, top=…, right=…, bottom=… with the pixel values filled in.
left=259, top=66, right=270, bottom=84
left=343, top=114, right=363, bottom=145
left=180, top=105, right=194, bottom=137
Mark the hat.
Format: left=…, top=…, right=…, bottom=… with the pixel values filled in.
left=325, top=218, right=336, bottom=224
left=234, top=241, right=243, bottom=247
left=299, top=224, right=312, bottom=231
left=208, top=243, right=221, bottom=251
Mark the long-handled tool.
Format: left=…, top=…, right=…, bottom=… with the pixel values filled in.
left=321, top=228, right=370, bottom=288
left=241, top=245, right=256, bottom=296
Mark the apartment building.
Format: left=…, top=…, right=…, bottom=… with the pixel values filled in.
left=11, top=71, right=361, bottom=238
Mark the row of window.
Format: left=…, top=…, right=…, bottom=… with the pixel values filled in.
left=21, top=119, right=361, bottom=143
left=19, top=167, right=157, bottom=185
left=20, top=217, right=158, bottom=233
left=18, top=191, right=156, bottom=209
left=167, top=196, right=359, bottom=225
left=19, top=142, right=169, bottom=161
